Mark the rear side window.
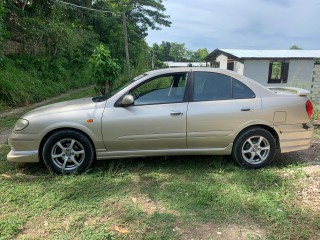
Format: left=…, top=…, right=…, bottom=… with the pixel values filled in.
left=193, top=72, right=255, bottom=101
left=193, top=72, right=232, bottom=101
left=233, top=79, right=256, bottom=99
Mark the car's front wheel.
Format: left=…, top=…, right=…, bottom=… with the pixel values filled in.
left=232, top=127, right=276, bottom=169
left=42, top=130, right=95, bottom=174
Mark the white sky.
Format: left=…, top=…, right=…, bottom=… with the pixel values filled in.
left=146, top=0, right=320, bottom=51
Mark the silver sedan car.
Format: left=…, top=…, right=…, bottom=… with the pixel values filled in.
left=7, top=68, right=314, bottom=174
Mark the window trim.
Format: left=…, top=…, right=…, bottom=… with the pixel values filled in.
left=268, top=60, right=289, bottom=84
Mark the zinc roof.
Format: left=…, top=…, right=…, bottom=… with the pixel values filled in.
left=205, top=49, right=320, bottom=60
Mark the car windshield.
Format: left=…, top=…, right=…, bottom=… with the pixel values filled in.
left=92, top=74, right=147, bottom=102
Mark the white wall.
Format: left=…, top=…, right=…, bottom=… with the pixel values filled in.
left=243, top=60, right=270, bottom=85
left=243, top=59, right=314, bottom=89
left=311, top=64, right=320, bottom=103
left=234, top=61, right=244, bottom=75
left=287, top=60, right=314, bottom=89
left=216, top=54, right=244, bottom=74
left=216, top=54, right=228, bottom=69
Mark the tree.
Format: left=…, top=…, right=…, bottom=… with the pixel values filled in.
left=194, top=48, right=209, bottom=61
left=0, top=1, right=5, bottom=60
left=169, top=42, right=186, bottom=62
left=158, top=41, right=172, bottom=61
left=151, top=42, right=210, bottom=66
left=107, top=0, right=172, bottom=36
left=290, top=45, right=302, bottom=50
left=90, top=44, right=120, bottom=95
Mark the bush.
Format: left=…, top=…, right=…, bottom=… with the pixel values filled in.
left=0, top=58, right=95, bottom=109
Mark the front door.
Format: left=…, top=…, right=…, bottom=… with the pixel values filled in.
left=102, top=72, right=189, bottom=151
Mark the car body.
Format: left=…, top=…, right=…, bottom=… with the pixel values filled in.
left=7, top=67, right=314, bottom=173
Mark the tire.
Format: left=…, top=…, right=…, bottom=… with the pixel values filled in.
left=232, top=127, right=276, bottom=169
left=42, top=130, right=95, bottom=174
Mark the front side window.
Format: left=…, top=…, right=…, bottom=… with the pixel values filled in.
left=131, top=73, right=187, bottom=105
left=268, top=61, right=289, bottom=84
left=193, top=72, right=255, bottom=101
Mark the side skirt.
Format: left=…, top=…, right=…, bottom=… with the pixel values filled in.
left=96, top=144, right=233, bottom=160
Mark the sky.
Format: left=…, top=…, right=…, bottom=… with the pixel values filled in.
left=146, top=0, right=320, bottom=52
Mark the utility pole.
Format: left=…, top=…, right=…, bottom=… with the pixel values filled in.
left=151, top=49, right=155, bottom=69
left=122, top=12, right=131, bottom=77
left=53, top=1, right=131, bottom=77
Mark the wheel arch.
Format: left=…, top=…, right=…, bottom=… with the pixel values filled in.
left=38, top=127, right=96, bottom=163
left=233, top=124, right=280, bottom=150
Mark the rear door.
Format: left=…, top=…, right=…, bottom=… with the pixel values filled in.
left=187, top=71, right=261, bottom=149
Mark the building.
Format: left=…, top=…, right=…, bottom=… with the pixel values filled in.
left=163, top=61, right=207, bottom=68
left=205, top=49, right=320, bottom=92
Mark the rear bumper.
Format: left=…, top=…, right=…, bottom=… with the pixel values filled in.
left=277, top=123, right=314, bottom=153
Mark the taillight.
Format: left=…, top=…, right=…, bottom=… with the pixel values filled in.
left=306, top=100, right=313, bottom=119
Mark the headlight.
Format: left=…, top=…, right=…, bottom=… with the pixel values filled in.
left=14, top=119, right=29, bottom=131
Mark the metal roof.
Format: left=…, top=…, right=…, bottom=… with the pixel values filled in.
left=205, top=48, right=320, bottom=61
left=163, top=61, right=206, bottom=67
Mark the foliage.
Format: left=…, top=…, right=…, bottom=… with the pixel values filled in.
left=290, top=45, right=303, bottom=50
left=169, top=42, right=186, bottom=62
left=0, top=0, right=171, bottom=109
left=0, top=1, right=5, bottom=62
left=107, top=0, right=171, bottom=35
left=90, top=44, right=121, bottom=95
left=152, top=41, right=209, bottom=64
left=194, top=48, right=209, bottom=61
left=0, top=59, right=95, bottom=109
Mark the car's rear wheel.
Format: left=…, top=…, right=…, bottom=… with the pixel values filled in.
left=232, top=127, right=276, bottom=169
left=42, top=130, right=95, bottom=174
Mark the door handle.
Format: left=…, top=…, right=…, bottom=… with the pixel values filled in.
left=241, top=107, right=252, bottom=112
left=170, top=111, right=184, bottom=116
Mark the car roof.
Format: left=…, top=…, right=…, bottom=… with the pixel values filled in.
left=145, top=67, right=255, bottom=81
left=143, top=67, right=274, bottom=97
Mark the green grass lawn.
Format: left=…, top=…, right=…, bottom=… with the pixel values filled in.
left=0, top=89, right=320, bottom=240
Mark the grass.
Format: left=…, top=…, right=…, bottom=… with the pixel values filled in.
left=0, top=90, right=320, bottom=239
left=0, top=59, right=95, bottom=112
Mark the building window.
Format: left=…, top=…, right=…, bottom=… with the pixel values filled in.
left=268, top=61, right=289, bottom=83
left=227, top=58, right=234, bottom=71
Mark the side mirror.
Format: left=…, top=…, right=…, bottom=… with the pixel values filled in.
left=121, top=94, right=134, bottom=106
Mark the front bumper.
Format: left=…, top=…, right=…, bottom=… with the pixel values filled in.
left=7, top=149, right=39, bottom=162
left=7, top=131, right=40, bottom=163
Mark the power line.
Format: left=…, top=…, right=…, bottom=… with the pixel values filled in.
left=52, top=0, right=131, bottom=77
left=52, top=0, right=121, bottom=15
